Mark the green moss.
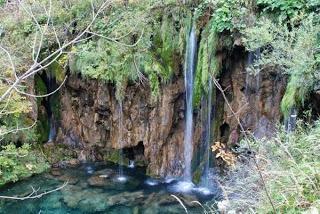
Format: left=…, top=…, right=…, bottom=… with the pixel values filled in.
left=49, top=58, right=66, bottom=84
left=194, top=19, right=219, bottom=107
left=243, top=15, right=320, bottom=118
left=192, top=165, right=203, bottom=184
left=34, top=75, right=47, bottom=105
left=34, top=75, right=50, bottom=142
left=39, top=144, right=77, bottom=164
left=37, top=110, right=49, bottom=143
left=281, top=72, right=314, bottom=118
left=73, top=5, right=191, bottom=101
left=103, top=149, right=129, bottom=166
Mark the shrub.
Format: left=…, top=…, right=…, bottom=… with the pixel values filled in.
left=257, top=0, right=320, bottom=23
left=220, top=120, right=320, bottom=212
left=0, top=144, right=49, bottom=186
left=242, top=14, right=320, bottom=117
left=73, top=4, right=191, bottom=100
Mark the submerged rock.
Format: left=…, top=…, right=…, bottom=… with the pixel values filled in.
left=56, top=174, right=79, bottom=185
left=106, top=191, right=145, bottom=207
left=50, top=169, right=62, bottom=177
left=94, top=168, right=115, bottom=177
left=62, top=185, right=106, bottom=211
left=78, top=195, right=109, bottom=212
left=87, top=175, right=110, bottom=187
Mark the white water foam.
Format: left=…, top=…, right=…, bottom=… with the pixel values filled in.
left=170, top=181, right=195, bottom=193
left=115, top=176, right=127, bottom=183
left=194, top=187, right=213, bottom=196
left=128, top=160, right=135, bottom=168
left=145, top=179, right=160, bottom=186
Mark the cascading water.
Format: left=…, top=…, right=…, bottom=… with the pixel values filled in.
left=117, top=101, right=126, bottom=182
left=183, top=25, right=197, bottom=182
left=245, top=48, right=261, bottom=97
left=47, top=72, right=56, bottom=142
left=245, top=49, right=263, bottom=137
left=201, top=79, right=213, bottom=187
left=40, top=71, right=57, bottom=143
left=128, top=160, right=135, bottom=168
left=285, top=108, right=297, bottom=133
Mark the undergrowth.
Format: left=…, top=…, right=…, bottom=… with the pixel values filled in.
left=0, top=144, right=49, bottom=186
left=219, top=120, right=320, bottom=213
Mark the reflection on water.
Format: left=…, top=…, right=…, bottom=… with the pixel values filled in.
left=0, top=163, right=219, bottom=214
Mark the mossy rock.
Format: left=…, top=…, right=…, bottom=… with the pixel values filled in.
left=103, top=149, right=129, bottom=166
left=40, top=144, right=77, bottom=165
left=192, top=161, right=205, bottom=184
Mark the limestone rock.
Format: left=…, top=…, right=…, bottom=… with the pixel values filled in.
left=56, top=71, right=194, bottom=177
left=87, top=175, right=110, bottom=187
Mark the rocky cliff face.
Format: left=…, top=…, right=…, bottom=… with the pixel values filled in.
left=215, top=46, right=287, bottom=145
left=55, top=71, right=201, bottom=177
left=48, top=45, right=286, bottom=178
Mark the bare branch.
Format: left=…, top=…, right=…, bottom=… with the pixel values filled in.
left=0, top=46, right=17, bottom=79
left=0, top=0, right=114, bottom=103
left=87, top=28, right=145, bottom=48
left=170, top=195, right=188, bottom=214
left=211, top=75, right=276, bottom=212
left=0, top=181, right=68, bottom=200
left=0, top=120, right=37, bottom=137
left=14, top=75, right=68, bottom=98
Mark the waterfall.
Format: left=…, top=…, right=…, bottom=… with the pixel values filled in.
left=43, top=71, right=57, bottom=143
left=201, top=79, right=213, bottom=187
left=245, top=49, right=262, bottom=137
left=48, top=116, right=56, bottom=142
left=128, top=160, right=135, bottom=168
left=183, top=25, right=197, bottom=181
left=285, top=108, right=297, bottom=133
left=245, top=48, right=261, bottom=97
left=117, top=101, right=126, bottom=182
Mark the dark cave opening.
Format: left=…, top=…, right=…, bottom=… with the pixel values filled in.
left=220, top=122, right=230, bottom=144
left=123, top=141, right=145, bottom=163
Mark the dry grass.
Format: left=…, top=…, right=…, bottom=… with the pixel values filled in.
left=216, top=121, right=320, bottom=213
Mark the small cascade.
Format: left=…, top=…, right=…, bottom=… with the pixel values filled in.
left=245, top=49, right=263, bottom=137
left=285, top=108, right=297, bottom=133
left=47, top=72, right=56, bottom=142
left=128, top=160, right=135, bottom=168
left=117, top=101, right=126, bottom=182
left=183, top=25, right=197, bottom=182
left=40, top=71, right=57, bottom=143
left=201, top=79, right=213, bottom=187
left=245, top=48, right=261, bottom=97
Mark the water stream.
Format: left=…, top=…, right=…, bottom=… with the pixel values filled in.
left=183, top=25, right=197, bottom=182
left=285, top=108, right=298, bottom=133
left=40, top=71, right=57, bottom=143
left=245, top=48, right=261, bottom=97
left=201, top=79, right=213, bottom=187
left=117, top=101, right=126, bottom=182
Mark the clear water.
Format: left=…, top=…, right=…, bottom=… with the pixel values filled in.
left=0, top=163, right=218, bottom=214
left=183, top=25, right=197, bottom=181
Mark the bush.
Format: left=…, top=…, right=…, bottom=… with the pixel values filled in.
left=242, top=14, right=320, bottom=117
left=257, top=0, right=320, bottom=23
left=220, top=120, right=320, bottom=212
left=0, top=144, right=49, bottom=186
left=73, top=4, right=191, bottom=100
